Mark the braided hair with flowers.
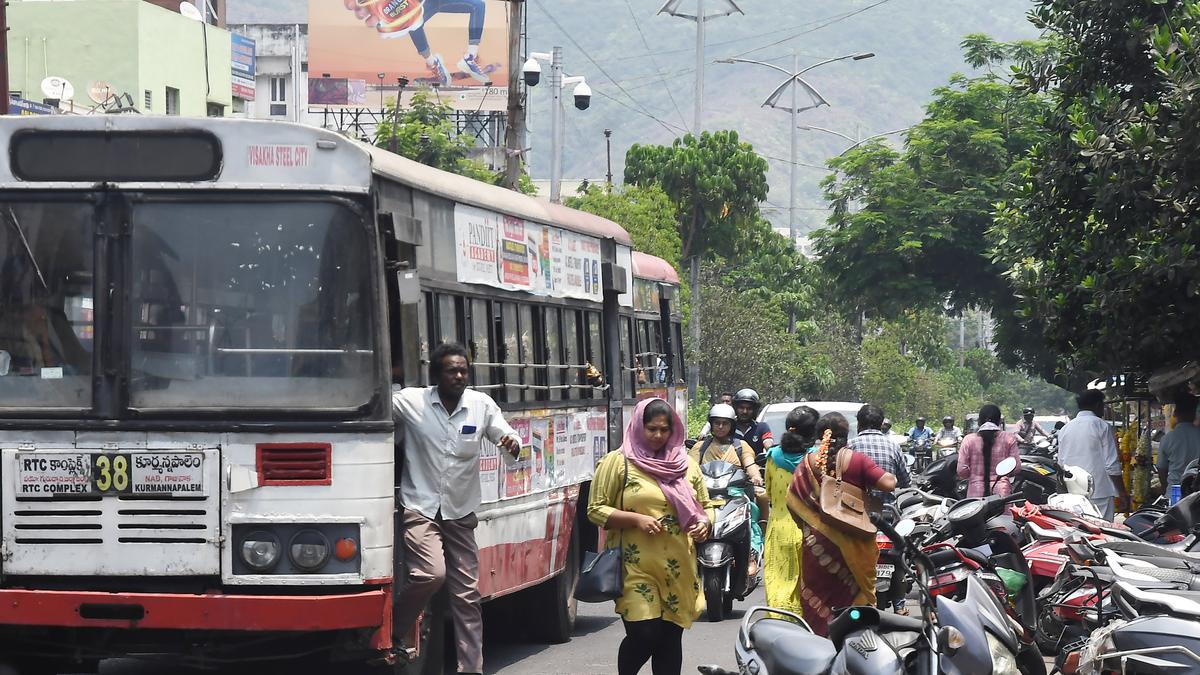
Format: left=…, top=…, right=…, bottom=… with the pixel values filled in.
left=813, top=413, right=851, bottom=476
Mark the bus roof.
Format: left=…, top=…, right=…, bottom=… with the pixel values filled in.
left=631, top=251, right=680, bottom=284
left=362, top=142, right=634, bottom=247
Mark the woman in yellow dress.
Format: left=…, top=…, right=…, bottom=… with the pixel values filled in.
left=589, top=398, right=714, bottom=675
left=763, top=405, right=818, bottom=612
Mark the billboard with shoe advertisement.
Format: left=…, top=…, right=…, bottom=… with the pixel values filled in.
left=308, top=0, right=509, bottom=112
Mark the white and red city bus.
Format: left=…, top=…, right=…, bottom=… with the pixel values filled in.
left=622, top=252, right=686, bottom=423
left=0, top=115, right=670, bottom=673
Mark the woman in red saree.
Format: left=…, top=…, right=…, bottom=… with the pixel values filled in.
left=787, top=412, right=896, bottom=635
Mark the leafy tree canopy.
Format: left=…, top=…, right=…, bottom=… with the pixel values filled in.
left=812, top=36, right=1052, bottom=321
left=625, top=130, right=770, bottom=261
left=375, top=90, right=536, bottom=195
left=995, top=0, right=1200, bottom=377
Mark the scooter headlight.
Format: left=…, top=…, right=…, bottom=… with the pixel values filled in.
left=985, top=633, right=1020, bottom=675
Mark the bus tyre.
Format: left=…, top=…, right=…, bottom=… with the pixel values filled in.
left=533, top=528, right=580, bottom=644
left=400, top=589, right=447, bottom=675
left=703, top=568, right=724, bottom=622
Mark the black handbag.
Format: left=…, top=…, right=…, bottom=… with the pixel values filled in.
left=574, top=453, right=628, bottom=603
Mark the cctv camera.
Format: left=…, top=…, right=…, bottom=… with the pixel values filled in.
left=573, top=81, right=592, bottom=111
left=523, top=58, right=541, bottom=87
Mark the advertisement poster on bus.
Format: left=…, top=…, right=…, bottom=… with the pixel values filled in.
left=454, top=204, right=603, bottom=302
left=307, top=0, right=509, bottom=112
left=588, top=412, right=608, bottom=467
left=553, top=415, right=570, bottom=486
left=530, top=419, right=550, bottom=491
left=479, top=440, right=500, bottom=503
left=503, top=418, right=532, bottom=499
left=567, top=413, right=591, bottom=482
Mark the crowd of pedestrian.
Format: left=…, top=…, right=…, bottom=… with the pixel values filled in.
left=388, top=340, right=1188, bottom=675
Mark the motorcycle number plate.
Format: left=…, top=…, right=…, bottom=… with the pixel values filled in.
left=876, top=564, right=894, bottom=578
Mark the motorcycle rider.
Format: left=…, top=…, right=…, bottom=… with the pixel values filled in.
left=1017, top=407, right=1049, bottom=444
left=881, top=418, right=893, bottom=435
left=693, top=404, right=764, bottom=578
left=732, top=389, right=775, bottom=454
left=936, top=416, right=963, bottom=444
left=907, top=417, right=933, bottom=448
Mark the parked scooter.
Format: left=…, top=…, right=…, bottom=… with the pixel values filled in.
left=697, top=460, right=758, bottom=622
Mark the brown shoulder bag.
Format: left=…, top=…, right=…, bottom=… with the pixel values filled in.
left=819, top=448, right=880, bottom=536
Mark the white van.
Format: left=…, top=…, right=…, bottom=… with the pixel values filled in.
left=757, top=401, right=866, bottom=441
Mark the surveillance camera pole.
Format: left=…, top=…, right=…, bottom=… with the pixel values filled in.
left=0, top=0, right=8, bottom=115
left=549, top=46, right=564, bottom=203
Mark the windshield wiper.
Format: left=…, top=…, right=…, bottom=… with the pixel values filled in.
left=3, top=206, right=48, bottom=292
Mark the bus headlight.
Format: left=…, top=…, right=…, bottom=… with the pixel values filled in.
left=240, top=531, right=282, bottom=572
left=289, top=529, right=331, bottom=571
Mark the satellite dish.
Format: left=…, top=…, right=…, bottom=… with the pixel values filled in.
left=88, top=81, right=114, bottom=105
left=178, top=1, right=203, bottom=21
left=40, top=76, right=75, bottom=101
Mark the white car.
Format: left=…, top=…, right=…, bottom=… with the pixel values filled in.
left=758, top=401, right=865, bottom=441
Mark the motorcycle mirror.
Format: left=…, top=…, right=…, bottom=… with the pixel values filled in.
left=904, top=453, right=916, bottom=467
left=995, top=457, right=1018, bottom=478
left=895, top=518, right=917, bottom=537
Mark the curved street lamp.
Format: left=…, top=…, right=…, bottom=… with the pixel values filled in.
left=717, top=51, right=874, bottom=243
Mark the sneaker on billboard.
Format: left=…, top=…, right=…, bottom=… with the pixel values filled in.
left=426, top=55, right=450, bottom=86
left=458, top=54, right=491, bottom=83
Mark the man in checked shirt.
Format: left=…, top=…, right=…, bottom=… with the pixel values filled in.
left=849, top=403, right=911, bottom=613
left=848, top=404, right=911, bottom=506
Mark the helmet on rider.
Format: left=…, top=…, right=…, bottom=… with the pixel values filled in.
left=915, top=416, right=926, bottom=426
left=707, top=404, right=737, bottom=439
left=732, top=389, right=760, bottom=423
left=942, top=415, right=954, bottom=427
left=1023, top=407, right=1035, bottom=419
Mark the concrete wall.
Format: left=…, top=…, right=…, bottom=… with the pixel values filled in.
left=8, top=0, right=233, bottom=115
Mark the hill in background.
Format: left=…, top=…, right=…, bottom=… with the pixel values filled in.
left=228, top=0, right=1038, bottom=233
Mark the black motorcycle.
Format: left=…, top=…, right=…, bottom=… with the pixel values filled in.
left=697, top=460, right=758, bottom=622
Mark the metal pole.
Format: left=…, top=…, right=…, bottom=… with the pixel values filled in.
left=0, top=0, right=9, bottom=115
left=502, top=0, right=525, bottom=190
left=789, top=51, right=798, bottom=245
left=549, top=46, right=564, bottom=203
left=959, top=314, right=965, bottom=367
left=694, top=0, right=705, bottom=133
left=604, top=128, right=613, bottom=187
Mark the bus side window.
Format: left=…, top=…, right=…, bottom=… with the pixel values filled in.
left=674, top=321, right=685, bottom=385
left=563, top=309, right=580, bottom=399
left=468, top=297, right=492, bottom=389
left=544, top=307, right=562, bottom=402
left=499, top=302, right=519, bottom=404
left=628, top=314, right=638, bottom=393
left=518, top=304, right=536, bottom=403
left=419, top=291, right=432, bottom=385
left=436, top=293, right=461, bottom=346
left=588, top=311, right=606, bottom=400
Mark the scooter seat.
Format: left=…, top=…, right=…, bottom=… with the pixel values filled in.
left=1100, top=540, right=1200, bottom=561
left=750, top=618, right=836, bottom=675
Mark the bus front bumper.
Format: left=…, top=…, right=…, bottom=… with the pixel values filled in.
left=0, top=586, right=391, bottom=635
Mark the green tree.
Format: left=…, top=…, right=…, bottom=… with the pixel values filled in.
left=813, top=37, right=1051, bottom=321
left=375, top=90, right=537, bottom=195
left=995, top=1, right=1200, bottom=378
left=625, top=131, right=770, bottom=396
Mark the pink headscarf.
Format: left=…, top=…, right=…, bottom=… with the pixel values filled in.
left=623, top=398, right=708, bottom=531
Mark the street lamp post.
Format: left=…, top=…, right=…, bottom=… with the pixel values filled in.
left=525, top=48, right=591, bottom=203
left=718, top=51, right=873, bottom=244
left=659, top=0, right=743, bottom=132
left=377, top=73, right=386, bottom=111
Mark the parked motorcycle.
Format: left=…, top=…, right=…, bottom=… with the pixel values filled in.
left=697, top=460, right=758, bottom=622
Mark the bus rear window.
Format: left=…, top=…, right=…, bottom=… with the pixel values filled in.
left=11, top=131, right=221, bottom=182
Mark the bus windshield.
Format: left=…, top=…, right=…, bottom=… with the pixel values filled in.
left=0, top=201, right=94, bottom=408
left=129, top=199, right=376, bottom=410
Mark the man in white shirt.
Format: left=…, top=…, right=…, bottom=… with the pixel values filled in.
left=392, top=342, right=520, bottom=675
left=1056, top=389, right=1129, bottom=521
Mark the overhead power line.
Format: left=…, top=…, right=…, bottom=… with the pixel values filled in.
left=533, top=0, right=683, bottom=137
left=623, top=0, right=690, bottom=133
left=730, top=0, right=897, bottom=59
